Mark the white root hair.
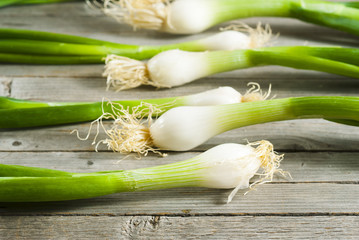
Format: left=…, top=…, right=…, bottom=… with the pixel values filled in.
left=99, top=106, right=161, bottom=156
left=103, top=55, right=168, bottom=91
left=90, top=0, right=170, bottom=30
left=71, top=99, right=112, bottom=146
left=241, top=82, right=274, bottom=103
left=227, top=140, right=288, bottom=203
left=72, top=99, right=167, bottom=157
left=220, top=22, right=275, bottom=48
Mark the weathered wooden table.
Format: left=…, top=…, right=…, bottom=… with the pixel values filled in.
left=0, top=2, right=358, bottom=239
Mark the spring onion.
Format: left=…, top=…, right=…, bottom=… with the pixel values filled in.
left=104, top=46, right=359, bottom=90
left=0, top=84, right=269, bottom=129
left=97, top=0, right=359, bottom=36
left=0, top=26, right=271, bottom=64
left=0, top=140, right=284, bottom=203
left=88, top=96, right=359, bottom=153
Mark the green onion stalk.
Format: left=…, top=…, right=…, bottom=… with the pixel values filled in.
left=0, top=85, right=270, bottom=128
left=0, top=26, right=272, bottom=64
left=102, top=46, right=359, bottom=90
left=0, top=0, right=79, bottom=8
left=90, top=96, right=359, bottom=154
left=98, top=0, right=359, bottom=36
left=0, top=140, right=284, bottom=203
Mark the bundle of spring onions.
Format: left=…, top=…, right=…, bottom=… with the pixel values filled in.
left=0, top=0, right=78, bottom=8
left=104, top=46, right=359, bottom=90
left=97, top=0, right=359, bottom=36
left=0, top=140, right=285, bottom=203
left=0, top=85, right=269, bottom=128
left=84, top=96, right=359, bottom=154
left=0, top=26, right=271, bottom=64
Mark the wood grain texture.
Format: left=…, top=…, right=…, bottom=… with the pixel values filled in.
left=0, top=216, right=358, bottom=240
left=0, top=1, right=359, bottom=239
left=7, top=75, right=359, bottom=101
left=0, top=184, right=358, bottom=215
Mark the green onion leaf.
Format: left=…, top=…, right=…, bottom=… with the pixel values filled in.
left=89, top=96, right=359, bottom=153
left=97, top=0, right=359, bottom=36
left=0, top=141, right=284, bottom=203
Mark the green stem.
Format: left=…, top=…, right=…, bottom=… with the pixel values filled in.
left=0, top=96, right=187, bottom=128
left=123, top=157, right=203, bottom=191
left=249, top=47, right=359, bottom=79
left=278, top=46, right=359, bottom=66
left=327, top=118, right=359, bottom=127
left=0, top=174, right=126, bottom=202
left=0, top=40, right=139, bottom=57
left=0, top=154, right=205, bottom=202
left=0, top=53, right=103, bottom=64
left=211, top=0, right=292, bottom=24
left=0, top=97, right=82, bottom=109
left=0, top=164, right=73, bottom=177
left=0, top=39, right=212, bottom=59
left=0, top=28, right=233, bottom=62
left=0, top=28, right=120, bottom=45
left=0, top=0, right=23, bottom=7
left=289, top=0, right=359, bottom=36
left=208, top=0, right=359, bottom=36
left=206, top=47, right=359, bottom=80
left=213, top=96, right=359, bottom=133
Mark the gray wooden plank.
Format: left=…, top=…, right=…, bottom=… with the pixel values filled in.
left=0, top=0, right=357, bottom=237
left=1, top=120, right=358, bottom=151
left=6, top=75, right=359, bottom=101
left=0, top=216, right=358, bottom=240
left=1, top=2, right=102, bottom=17
left=0, top=15, right=123, bottom=35
left=1, top=64, right=353, bottom=79
left=0, top=152, right=358, bottom=182
left=0, top=184, right=358, bottom=214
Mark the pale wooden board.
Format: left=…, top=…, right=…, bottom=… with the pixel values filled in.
left=1, top=0, right=359, bottom=238
left=0, top=216, right=358, bottom=239
left=0, top=65, right=352, bottom=79
left=0, top=184, right=358, bottom=214
left=6, top=75, right=359, bottom=101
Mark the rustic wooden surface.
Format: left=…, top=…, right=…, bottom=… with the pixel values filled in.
left=0, top=1, right=359, bottom=239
